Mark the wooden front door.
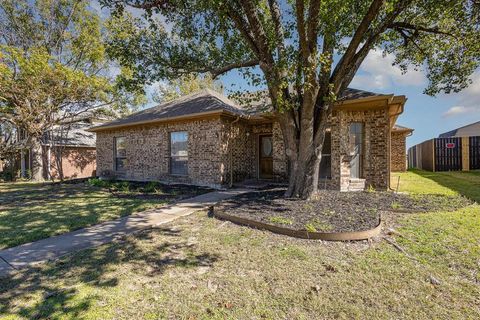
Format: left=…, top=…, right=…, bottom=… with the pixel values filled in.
left=259, top=135, right=273, bottom=179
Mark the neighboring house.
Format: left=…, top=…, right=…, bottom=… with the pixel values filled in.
left=1, top=118, right=98, bottom=180
left=438, top=120, right=480, bottom=138
left=409, top=120, right=480, bottom=172
left=90, top=89, right=408, bottom=191
left=42, top=120, right=97, bottom=180
left=391, top=124, right=414, bottom=172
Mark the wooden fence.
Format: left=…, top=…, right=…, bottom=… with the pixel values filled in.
left=408, top=136, right=480, bottom=172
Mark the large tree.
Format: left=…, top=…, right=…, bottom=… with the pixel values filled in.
left=0, top=0, right=144, bottom=180
left=102, top=0, right=479, bottom=198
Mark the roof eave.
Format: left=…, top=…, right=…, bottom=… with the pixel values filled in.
left=87, top=109, right=245, bottom=132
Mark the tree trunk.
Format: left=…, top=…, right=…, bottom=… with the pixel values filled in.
left=30, top=137, right=44, bottom=181
left=279, top=108, right=328, bottom=200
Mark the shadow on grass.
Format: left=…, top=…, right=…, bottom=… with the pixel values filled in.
left=0, top=227, right=218, bottom=319
left=411, top=169, right=480, bottom=203
left=0, top=181, right=211, bottom=249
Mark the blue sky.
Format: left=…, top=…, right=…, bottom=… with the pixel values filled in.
left=219, top=51, right=480, bottom=149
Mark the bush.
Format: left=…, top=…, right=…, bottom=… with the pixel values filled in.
left=0, top=170, right=15, bottom=182
left=143, top=181, right=159, bottom=193
left=117, top=181, right=130, bottom=192
left=87, top=178, right=109, bottom=188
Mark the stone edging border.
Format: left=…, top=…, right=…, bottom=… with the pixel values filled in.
left=212, top=208, right=383, bottom=241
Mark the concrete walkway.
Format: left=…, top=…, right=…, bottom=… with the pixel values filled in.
left=0, top=189, right=247, bottom=277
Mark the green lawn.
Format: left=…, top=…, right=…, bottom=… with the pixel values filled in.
left=392, top=169, right=480, bottom=201
left=0, top=171, right=479, bottom=319
left=0, top=181, right=200, bottom=249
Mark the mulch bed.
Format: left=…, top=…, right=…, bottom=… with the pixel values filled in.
left=109, top=182, right=212, bottom=202
left=217, top=188, right=473, bottom=233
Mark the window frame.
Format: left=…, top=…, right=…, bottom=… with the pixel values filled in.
left=348, top=122, right=365, bottom=178
left=169, top=131, right=189, bottom=176
left=319, top=131, right=332, bottom=180
left=114, top=137, right=127, bottom=172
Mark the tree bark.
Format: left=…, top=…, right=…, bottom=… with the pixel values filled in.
left=279, top=101, right=329, bottom=200
left=30, top=137, right=44, bottom=181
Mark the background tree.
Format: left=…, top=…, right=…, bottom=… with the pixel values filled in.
left=0, top=0, right=145, bottom=180
left=103, top=0, right=479, bottom=198
left=152, top=74, right=224, bottom=103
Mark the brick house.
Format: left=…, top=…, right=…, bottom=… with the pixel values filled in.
left=1, top=119, right=97, bottom=181
left=391, top=124, right=414, bottom=172
left=90, top=89, right=411, bottom=191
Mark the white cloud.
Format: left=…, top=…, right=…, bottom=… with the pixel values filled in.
left=351, top=50, right=427, bottom=91
left=442, top=70, right=480, bottom=118
left=442, top=106, right=477, bottom=117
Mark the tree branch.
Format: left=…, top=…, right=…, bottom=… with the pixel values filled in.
left=208, top=59, right=259, bottom=79
left=306, top=0, right=321, bottom=53
left=267, top=0, right=286, bottom=62
left=331, top=0, right=385, bottom=88
left=295, top=0, right=308, bottom=61
left=389, top=22, right=456, bottom=37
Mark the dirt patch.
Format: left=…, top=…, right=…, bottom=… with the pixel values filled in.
left=108, top=182, right=212, bottom=202
left=217, top=188, right=472, bottom=232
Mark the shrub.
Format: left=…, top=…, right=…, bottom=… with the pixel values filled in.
left=117, top=181, right=130, bottom=192
left=144, top=181, right=159, bottom=193
left=87, top=178, right=108, bottom=188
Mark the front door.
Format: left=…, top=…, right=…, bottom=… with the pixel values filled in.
left=259, top=135, right=273, bottom=179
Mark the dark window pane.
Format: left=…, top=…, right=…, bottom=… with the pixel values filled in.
left=171, top=157, right=188, bottom=175
left=319, top=155, right=331, bottom=179
left=116, top=158, right=126, bottom=172
left=115, top=137, right=126, bottom=171
left=321, top=132, right=331, bottom=155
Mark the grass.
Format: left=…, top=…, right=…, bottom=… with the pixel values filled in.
left=268, top=216, right=294, bottom=225
left=391, top=169, right=480, bottom=201
left=0, top=181, right=195, bottom=249
left=0, top=170, right=479, bottom=319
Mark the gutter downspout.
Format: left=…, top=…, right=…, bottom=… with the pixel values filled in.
left=229, top=116, right=241, bottom=188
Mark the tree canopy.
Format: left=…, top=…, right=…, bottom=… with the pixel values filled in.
left=83, top=1, right=480, bottom=196
left=0, top=0, right=146, bottom=179
left=0, top=0, right=145, bottom=140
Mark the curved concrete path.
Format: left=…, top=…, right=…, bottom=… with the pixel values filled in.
left=0, top=189, right=248, bottom=277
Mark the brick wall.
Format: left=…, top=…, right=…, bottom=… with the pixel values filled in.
left=330, top=108, right=391, bottom=190
left=49, top=147, right=96, bottom=179
left=95, top=110, right=392, bottom=191
left=391, top=131, right=408, bottom=172
left=96, top=117, right=226, bottom=188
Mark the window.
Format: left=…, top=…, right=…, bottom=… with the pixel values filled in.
left=115, top=137, right=126, bottom=171
left=170, top=131, right=188, bottom=175
left=319, top=131, right=331, bottom=179
left=349, top=122, right=364, bottom=178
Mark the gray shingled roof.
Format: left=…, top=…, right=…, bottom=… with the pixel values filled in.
left=44, top=122, right=96, bottom=147
left=392, top=124, right=414, bottom=133
left=90, top=89, right=245, bottom=131
left=438, top=120, right=480, bottom=138
left=339, top=88, right=387, bottom=100
left=91, top=87, right=390, bottom=131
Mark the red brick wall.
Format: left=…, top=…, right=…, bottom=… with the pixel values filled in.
left=391, top=132, right=408, bottom=172
left=49, top=147, right=96, bottom=179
